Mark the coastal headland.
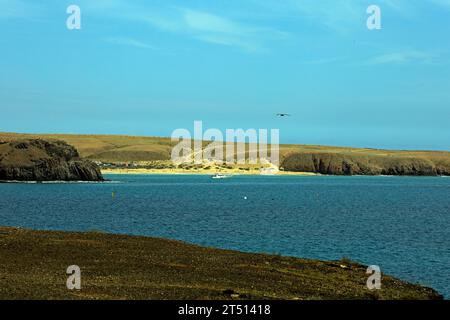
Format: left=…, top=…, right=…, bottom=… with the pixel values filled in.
left=0, top=139, right=103, bottom=182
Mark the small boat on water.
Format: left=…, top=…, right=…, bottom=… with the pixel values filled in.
left=211, top=173, right=232, bottom=179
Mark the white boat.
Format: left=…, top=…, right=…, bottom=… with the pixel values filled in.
left=211, top=173, right=232, bottom=179
left=260, top=167, right=279, bottom=175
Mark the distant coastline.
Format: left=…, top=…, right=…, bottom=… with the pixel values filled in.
left=2, top=132, right=450, bottom=177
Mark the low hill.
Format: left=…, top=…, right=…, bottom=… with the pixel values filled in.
left=1, top=132, right=449, bottom=176
left=0, top=132, right=175, bottom=161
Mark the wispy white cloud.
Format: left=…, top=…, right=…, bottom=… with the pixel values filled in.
left=0, top=0, right=23, bottom=19
left=0, top=0, right=41, bottom=19
left=248, top=0, right=406, bottom=32
left=285, top=0, right=362, bottom=32
left=183, top=9, right=243, bottom=34
left=178, top=9, right=288, bottom=52
left=430, top=0, right=450, bottom=9
left=299, top=49, right=439, bottom=67
left=82, top=1, right=288, bottom=52
left=301, top=56, right=346, bottom=65
left=246, top=0, right=444, bottom=32
left=366, top=51, right=435, bottom=65
left=103, top=37, right=156, bottom=49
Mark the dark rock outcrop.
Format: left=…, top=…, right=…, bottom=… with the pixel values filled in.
left=0, top=139, right=103, bottom=181
left=281, top=152, right=450, bottom=176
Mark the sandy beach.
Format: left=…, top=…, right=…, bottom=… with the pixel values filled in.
left=101, top=168, right=319, bottom=176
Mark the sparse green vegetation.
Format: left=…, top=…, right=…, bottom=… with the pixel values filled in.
left=0, top=227, right=442, bottom=300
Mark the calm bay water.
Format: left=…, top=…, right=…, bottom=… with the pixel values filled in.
left=1, top=174, right=449, bottom=297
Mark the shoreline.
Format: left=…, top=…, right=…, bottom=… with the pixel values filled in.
left=100, top=168, right=319, bottom=176
left=100, top=169, right=449, bottom=177
left=0, top=226, right=442, bottom=300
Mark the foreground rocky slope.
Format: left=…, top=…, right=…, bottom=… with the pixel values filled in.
left=0, top=227, right=442, bottom=300
left=0, top=139, right=103, bottom=181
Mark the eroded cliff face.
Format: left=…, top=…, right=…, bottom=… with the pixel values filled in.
left=281, top=152, right=450, bottom=176
left=0, top=139, right=103, bottom=181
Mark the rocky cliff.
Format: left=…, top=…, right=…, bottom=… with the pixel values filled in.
left=281, top=152, right=450, bottom=176
left=0, top=139, right=103, bottom=181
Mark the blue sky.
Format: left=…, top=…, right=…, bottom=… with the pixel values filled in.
left=0, top=0, right=449, bottom=150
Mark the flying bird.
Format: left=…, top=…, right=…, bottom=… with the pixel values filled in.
left=276, top=113, right=291, bottom=117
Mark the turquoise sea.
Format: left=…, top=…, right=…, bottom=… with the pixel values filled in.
left=0, top=174, right=449, bottom=297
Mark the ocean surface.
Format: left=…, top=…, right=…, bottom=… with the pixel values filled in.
left=1, top=174, right=449, bottom=298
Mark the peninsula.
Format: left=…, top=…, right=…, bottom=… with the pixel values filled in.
left=0, top=227, right=442, bottom=300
